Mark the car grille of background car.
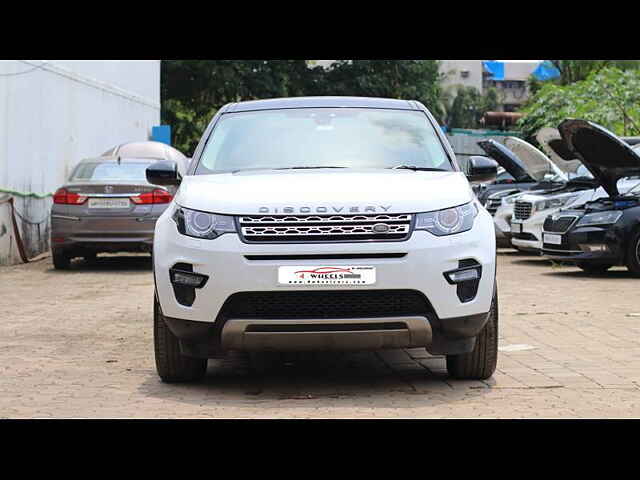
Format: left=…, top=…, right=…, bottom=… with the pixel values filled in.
left=514, top=201, right=533, bottom=220
left=543, top=215, right=578, bottom=233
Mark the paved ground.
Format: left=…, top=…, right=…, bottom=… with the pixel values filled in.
left=1, top=250, right=640, bottom=418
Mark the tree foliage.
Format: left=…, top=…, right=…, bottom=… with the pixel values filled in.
left=161, top=60, right=442, bottom=154
left=518, top=67, right=640, bottom=139
left=441, top=86, right=498, bottom=129
left=527, top=60, right=640, bottom=96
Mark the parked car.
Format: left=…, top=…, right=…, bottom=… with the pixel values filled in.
left=475, top=137, right=567, bottom=214
left=511, top=161, right=640, bottom=254
left=494, top=168, right=598, bottom=251
left=50, top=142, right=188, bottom=269
left=542, top=119, right=640, bottom=274
left=474, top=137, right=572, bottom=247
left=149, top=96, right=499, bottom=383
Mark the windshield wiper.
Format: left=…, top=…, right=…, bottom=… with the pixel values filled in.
left=388, top=165, right=447, bottom=172
left=274, top=166, right=348, bottom=170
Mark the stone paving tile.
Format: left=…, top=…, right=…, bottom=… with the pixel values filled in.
left=2, top=252, right=640, bottom=417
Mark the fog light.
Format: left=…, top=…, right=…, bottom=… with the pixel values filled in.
left=579, top=244, right=609, bottom=253
left=446, top=269, right=479, bottom=283
left=169, top=269, right=208, bottom=288
left=444, top=261, right=483, bottom=303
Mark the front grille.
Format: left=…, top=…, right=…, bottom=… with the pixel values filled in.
left=238, top=214, right=413, bottom=243
left=486, top=198, right=502, bottom=215
left=219, top=290, right=432, bottom=319
left=514, top=201, right=533, bottom=220
left=543, top=215, right=578, bottom=233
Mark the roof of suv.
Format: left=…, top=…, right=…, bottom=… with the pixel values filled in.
left=225, top=96, right=418, bottom=112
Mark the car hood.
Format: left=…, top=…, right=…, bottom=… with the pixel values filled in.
left=477, top=139, right=534, bottom=183
left=559, top=119, right=640, bottom=197
left=174, top=169, right=474, bottom=215
left=503, top=136, right=567, bottom=182
left=535, top=127, right=584, bottom=174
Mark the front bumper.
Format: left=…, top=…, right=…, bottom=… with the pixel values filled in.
left=511, top=212, right=546, bottom=251
left=542, top=225, right=622, bottom=263
left=153, top=209, right=497, bottom=354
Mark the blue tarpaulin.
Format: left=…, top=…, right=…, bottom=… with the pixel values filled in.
left=151, top=125, right=171, bottom=145
left=483, top=61, right=504, bottom=80
left=531, top=60, right=561, bottom=81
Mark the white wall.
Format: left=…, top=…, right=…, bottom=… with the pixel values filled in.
left=439, top=60, right=484, bottom=93
left=0, top=60, right=160, bottom=262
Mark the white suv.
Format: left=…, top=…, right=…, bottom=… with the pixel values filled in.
left=147, top=97, right=499, bottom=383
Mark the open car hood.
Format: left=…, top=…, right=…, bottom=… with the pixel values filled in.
left=503, top=136, right=566, bottom=182
left=536, top=127, right=583, bottom=174
left=559, top=119, right=640, bottom=197
left=477, top=139, right=534, bottom=183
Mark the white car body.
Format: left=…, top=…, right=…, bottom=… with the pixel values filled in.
left=155, top=169, right=496, bottom=324
left=150, top=97, right=498, bottom=376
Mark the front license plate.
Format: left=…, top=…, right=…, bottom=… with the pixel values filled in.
left=511, top=222, right=522, bottom=233
left=543, top=233, right=562, bottom=245
left=88, top=198, right=130, bottom=209
left=278, top=266, right=376, bottom=286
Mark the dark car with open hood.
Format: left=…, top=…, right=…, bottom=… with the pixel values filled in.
left=474, top=137, right=567, bottom=215
left=542, top=119, right=640, bottom=275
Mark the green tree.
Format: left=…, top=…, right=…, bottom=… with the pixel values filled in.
left=527, top=60, right=640, bottom=96
left=161, top=60, right=327, bottom=154
left=161, top=60, right=443, bottom=154
left=518, top=67, right=640, bottom=139
left=444, top=86, right=499, bottom=129
left=321, top=60, right=443, bottom=119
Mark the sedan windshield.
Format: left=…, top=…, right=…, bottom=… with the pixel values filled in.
left=195, top=108, right=452, bottom=174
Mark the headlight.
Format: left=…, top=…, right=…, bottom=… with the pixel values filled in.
left=534, top=194, right=580, bottom=212
left=172, top=206, right=236, bottom=239
left=576, top=211, right=623, bottom=227
left=415, top=202, right=478, bottom=236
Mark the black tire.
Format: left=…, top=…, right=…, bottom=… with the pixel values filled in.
left=446, top=286, right=498, bottom=380
left=52, top=249, right=70, bottom=270
left=626, top=230, right=640, bottom=277
left=576, top=262, right=613, bottom=274
left=154, top=295, right=207, bottom=383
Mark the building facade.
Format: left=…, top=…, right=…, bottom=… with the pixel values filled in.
left=440, top=60, right=544, bottom=112
left=0, top=60, right=160, bottom=264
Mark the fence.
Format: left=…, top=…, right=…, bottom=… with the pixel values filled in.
left=446, top=128, right=522, bottom=172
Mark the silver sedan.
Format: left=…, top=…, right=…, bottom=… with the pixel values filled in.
left=50, top=142, right=187, bottom=269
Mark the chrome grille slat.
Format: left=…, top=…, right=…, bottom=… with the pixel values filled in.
left=238, top=213, right=413, bottom=243
left=514, top=200, right=533, bottom=220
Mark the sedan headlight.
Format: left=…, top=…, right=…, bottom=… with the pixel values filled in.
left=534, top=194, right=581, bottom=212
left=415, top=202, right=479, bottom=236
left=172, top=206, right=236, bottom=239
left=576, top=211, right=623, bottom=227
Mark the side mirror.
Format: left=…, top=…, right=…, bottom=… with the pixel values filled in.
left=147, top=160, right=181, bottom=186
left=467, top=156, right=498, bottom=183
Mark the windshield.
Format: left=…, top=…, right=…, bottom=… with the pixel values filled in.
left=71, top=161, right=153, bottom=182
left=195, top=108, right=452, bottom=174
